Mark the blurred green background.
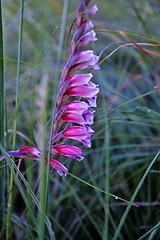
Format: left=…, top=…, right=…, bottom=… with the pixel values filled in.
left=1, top=0, right=160, bottom=239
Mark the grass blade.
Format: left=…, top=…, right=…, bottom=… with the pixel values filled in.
left=6, top=0, right=24, bottom=238
left=113, top=150, right=160, bottom=240
left=0, top=0, right=5, bottom=233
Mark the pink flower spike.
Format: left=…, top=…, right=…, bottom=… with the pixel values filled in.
left=51, top=145, right=83, bottom=161
left=62, top=126, right=94, bottom=148
left=49, top=158, right=68, bottom=176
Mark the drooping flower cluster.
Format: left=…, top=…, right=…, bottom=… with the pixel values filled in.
left=1, top=0, right=99, bottom=176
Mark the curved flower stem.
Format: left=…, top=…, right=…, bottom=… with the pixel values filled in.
left=98, top=42, right=160, bottom=67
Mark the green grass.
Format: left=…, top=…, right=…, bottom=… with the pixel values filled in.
left=1, top=0, right=160, bottom=239
left=0, top=0, right=5, bottom=234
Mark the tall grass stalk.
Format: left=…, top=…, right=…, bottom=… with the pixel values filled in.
left=0, top=0, right=5, bottom=232
left=103, top=101, right=110, bottom=239
left=6, top=0, right=24, bottom=238
left=113, top=150, right=160, bottom=240
left=38, top=78, right=49, bottom=240
left=56, top=0, right=69, bottom=65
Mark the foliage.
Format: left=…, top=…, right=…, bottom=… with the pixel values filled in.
left=1, top=0, right=160, bottom=239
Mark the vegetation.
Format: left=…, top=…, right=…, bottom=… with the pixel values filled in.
left=0, top=0, right=160, bottom=239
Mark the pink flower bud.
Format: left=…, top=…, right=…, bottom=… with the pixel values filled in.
left=7, top=146, right=41, bottom=160
left=66, top=50, right=99, bottom=74
left=87, top=4, right=98, bottom=16
left=71, top=21, right=94, bottom=47
left=49, top=158, right=68, bottom=176
left=77, top=30, right=97, bottom=49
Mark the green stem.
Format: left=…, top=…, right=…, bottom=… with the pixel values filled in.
left=0, top=0, right=4, bottom=145
left=6, top=0, right=24, bottom=238
left=0, top=0, right=5, bottom=235
left=38, top=81, right=48, bottom=240
left=102, top=102, right=110, bottom=240
left=56, top=0, right=69, bottom=65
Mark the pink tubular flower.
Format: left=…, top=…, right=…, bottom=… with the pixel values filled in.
left=65, top=100, right=89, bottom=112
left=62, top=109, right=94, bottom=125
left=51, top=145, right=83, bottom=161
left=67, top=85, right=99, bottom=99
left=87, top=4, right=98, bottom=16
left=71, top=50, right=99, bottom=70
left=77, top=30, right=97, bottom=49
left=61, top=50, right=99, bottom=84
left=7, top=146, right=41, bottom=160
left=3, top=1, right=99, bottom=177
left=69, top=73, right=93, bottom=86
left=71, top=21, right=94, bottom=46
left=4, top=146, right=68, bottom=176
left=62, top=126, right=94, bottom=148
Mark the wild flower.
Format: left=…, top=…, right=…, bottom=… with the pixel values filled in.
left=1, top=0, right=99, bottom=176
